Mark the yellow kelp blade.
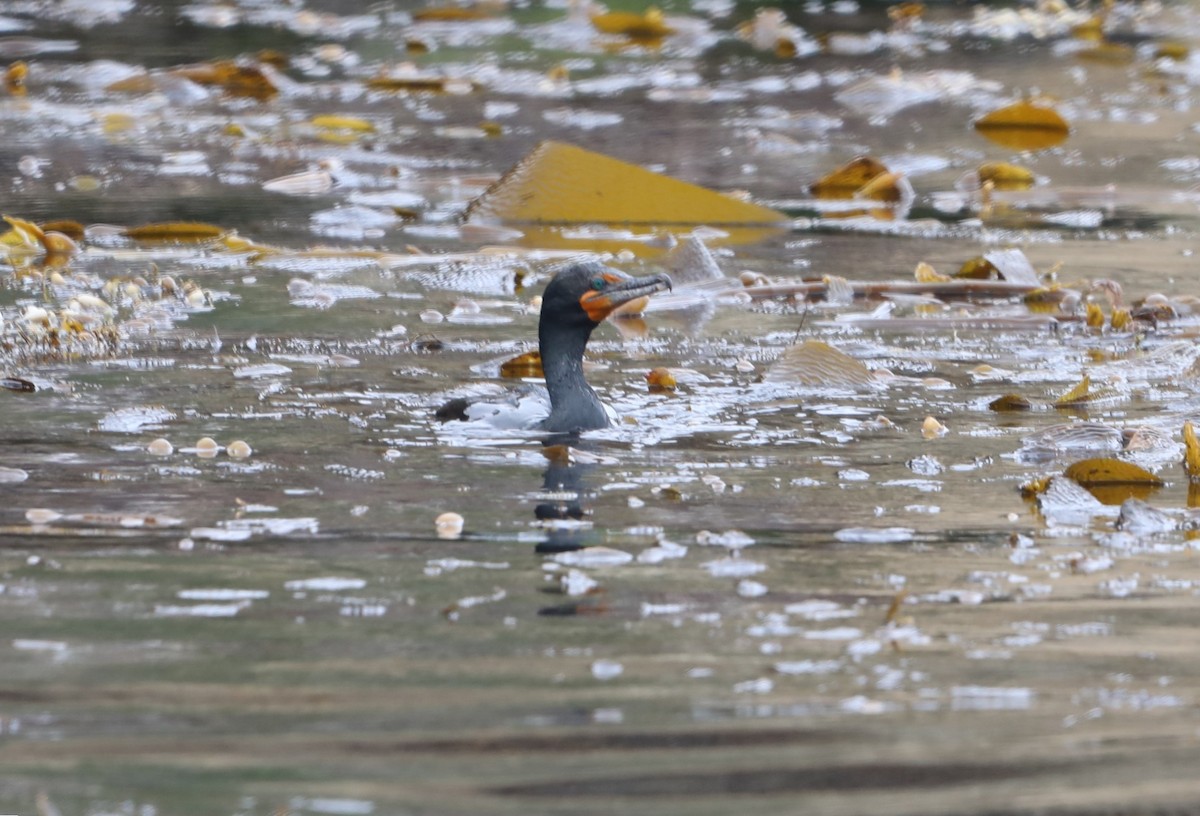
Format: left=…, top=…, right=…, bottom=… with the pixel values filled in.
left=500, top=351, right=543, bottom=378
left=1054, top=375, right=1092, bottom=407
left=124, top=222, right=228, bottom=243
left=466, top=141, right=786, bottom=228
left=591, top=8, right=675, bottom=39
left=974, top=100, right=1069, bottom=151
left=978, top=161, right=1035, bottom=191
left=1183, top=421, right=1200, bottom=482
left=989, top=394, right=1032, bottom=411
left=466, top=141, right=786, bottom=253
left=810, top=156, right=889, bottom=199
left=1064, top=457, right=1163, bottom=487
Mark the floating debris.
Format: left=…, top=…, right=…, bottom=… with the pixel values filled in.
left=435, top=511, right=465, bottom=539
left=465, top=141, right=787, bottom=232
left=973, top=99, right=1070, bottom=151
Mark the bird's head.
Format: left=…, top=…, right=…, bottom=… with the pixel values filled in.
left=541, top=262, right=672, bottom=329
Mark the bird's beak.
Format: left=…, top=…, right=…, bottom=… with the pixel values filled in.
left=580, top=271, right=673, bottom=322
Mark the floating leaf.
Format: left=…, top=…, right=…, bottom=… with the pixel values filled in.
left=1024, top=286, right=1069, bottom=312
left=4, top=60, right=27, bottom=96
left=1071, top=15, right=1104, bottom=41
left=366, top=73, right=472, bottom=94
left=173, top=60, right=278, bottom=100
left=978, top=161, right=1035, bottom=191
left=855, top=171, right=910, bottom=203
left=989, top=394, right=1032, bottom=412
left=1184, top=421, right=1200, bottom=482
left=3, top=215, right=45, bottom=248
left=124, top=222, right=227, bottom=242
left=1020, top=476, right=1052, bottom=498
left=414, top=5, right=497, bottom=21
left=591, top=8, right=675, bottom=40
left=646, top=367, right=677, bottom=390
left=973, top=100, right=1069, bottom=151
left=810, top=156, right=889, bottom=199
left=1054, top=375, right=1092, bottom=407
left=1156, top=41, right=1189, bottom=60
left=763, top=340, right=875, bottom=387
left=1064, top=457, right=1163, bottom=487
left=311, top=115, right=375, bottom=133
left=888, top=2, right=925, bottom=25
left=914, top=261, right=950, bottom=283
left=956, top=256, right=997, bottom=280
left=466, top=141, right=787, bottom=229
left=1085, top=303, right=1105, bottom=328
left=105, top=73, right=157, bottom=94
left=922, top=416, right=947, bottom=438
left=499, top=351, right=543, bottom=378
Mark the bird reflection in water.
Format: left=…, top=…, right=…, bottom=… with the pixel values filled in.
left=533, top=432, right=598, bottom=555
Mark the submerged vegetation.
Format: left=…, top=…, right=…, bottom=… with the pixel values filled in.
left=6, top=0, right=1200, bottom=813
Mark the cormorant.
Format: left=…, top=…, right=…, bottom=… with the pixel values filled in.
left=436, top=261, right=672, bottom=433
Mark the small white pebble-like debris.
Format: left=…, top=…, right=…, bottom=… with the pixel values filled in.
left=834, top=527, right=914, bottom=544
left=13, top=639, right=69, bottom=653
left=641, top=602, right=687, bottom=617
left=552, top=547, right=633, bottom=568
left=737, top=580, right=768, bottom=598
left=804, top=627, right=863, bottom=641
left=785, top=600, right=857, bottom=621
left=1101, top=576, right=1139, bottom=598
left=733, top=677, right=774, bottom=694
left=0, top=467, right=29, bottom=483
left=425, top=558, right=508, bottom=575
left=702, top=557, right=766, bottom=578
left=950, top=685, right=1035, bottom=711
left=591, top=659, right=624, bottom=680
left=189, top=527, right=253, bottom=542
left=263, top=168, right=334, bottom=195
left=226, top=440, right=252, bottom=459
left=637, top=538, right=688, bottom=564
left=419, top=309, right=444, bottom=323
left=147, top=438, right=173, bottom=456
left=919, top=589, right=986, bottom=605
left=178, top=588, right=269, bottom=601
left=775, top=659, right=843, bottom=676
left=284, top=577, right=366, bottom=591
left=561, top=569, right=599, bottom=596
left=840, top=695, right=892, bottom=715
left=324, top=464, right=386, bottom=480
left=907, top=454, right=943, bottom=475
left=435, top=511, right=464, bottom=539
left=25, top=508, right=63, bottom=524
left=452, top=587, right=507, bottom=610
left=98, top=406, right=176, bottom=434
left=155, top=602, right=250, bottom=618
left=696, top=529, right=755, bottom=548
left=233, top=363, right=292, bottom=379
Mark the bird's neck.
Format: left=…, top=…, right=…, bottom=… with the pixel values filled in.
left=539, top=324, right=609, bottom=432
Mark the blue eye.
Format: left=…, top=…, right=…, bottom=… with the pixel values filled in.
left=591, top=277, right=606, bottom=291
